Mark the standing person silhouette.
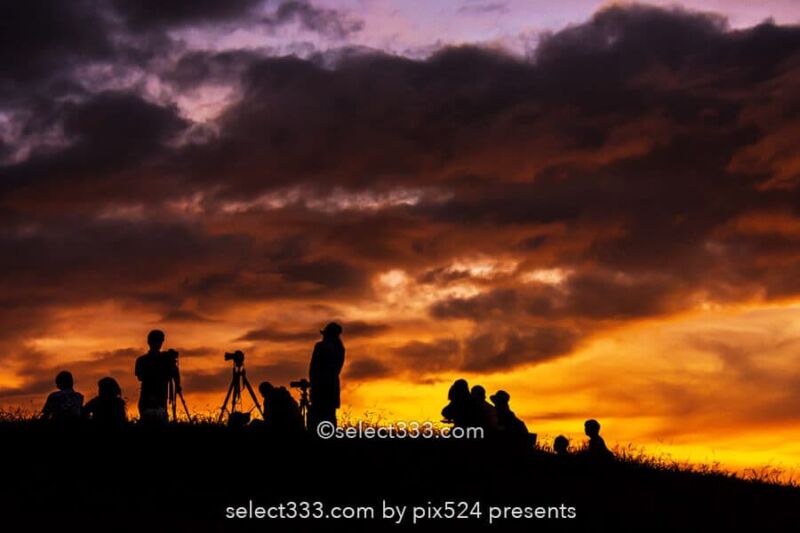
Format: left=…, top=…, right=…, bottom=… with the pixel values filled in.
left=308, top=322, right=345, bottom=431
left=135, top=330, right=180, bottom=425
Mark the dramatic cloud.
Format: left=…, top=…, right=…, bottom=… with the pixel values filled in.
left=3, top=3, right=800, bottom=471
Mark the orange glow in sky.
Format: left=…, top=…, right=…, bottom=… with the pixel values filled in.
left=3, top=1, right=800, bottom=483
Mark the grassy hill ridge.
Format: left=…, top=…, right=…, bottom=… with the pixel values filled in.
left=2, top=418, right=798, bottom=532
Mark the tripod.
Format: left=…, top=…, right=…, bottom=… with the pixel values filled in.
left=297, top=385, right=310, bottom=429
left=168, top=378, right=191, bottom=422
left=218, top=355, right=263, bottom=423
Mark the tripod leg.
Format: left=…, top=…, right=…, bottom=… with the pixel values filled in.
left=232, top=376, right=241, bottom=413
left=168, top=379, right=177, bottom=422
left=178, top=391, right=191, bottom=420
left=242, top=374, right=264, bottom=418
left=218, top=378, right=236, bottom=424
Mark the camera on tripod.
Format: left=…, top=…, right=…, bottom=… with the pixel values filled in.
left=290, top=378, right=311, bottom=429
left=224, top=350, right=245, bottom=366
left=218, top=349, right=263, bottom=424
left=290, top=378, right=310, bottom=391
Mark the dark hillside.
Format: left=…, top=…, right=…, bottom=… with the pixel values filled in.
left=2, top=420, right=798, bottom=532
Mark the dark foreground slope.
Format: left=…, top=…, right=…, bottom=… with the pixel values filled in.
left=2, top=421, right=798, bottom=532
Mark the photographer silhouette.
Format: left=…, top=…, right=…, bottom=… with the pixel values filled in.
left=135, top=330, right=181, bottom=425
left=308, top=322, right=345, bottom=431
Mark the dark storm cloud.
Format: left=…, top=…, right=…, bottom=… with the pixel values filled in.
left=111, top=0, right=362, bottom=39
left=345, top=358, right=391, bottom=380
left=265, top=1, right=364, bottom=38
left=111, top=0, right=263, bottom=29
left=431, top=289, right=519, bottom=320
left=4, top=4, right=800, bottom=383
left=392, top=339, right=462, bottom=373
left=0, top=0, right=113, bottom=89
left=239, top=320, right=390, bottom=342
left=168, top=50, right=264, bottom=90
left=432, top=272, right=685, bottom=323
left=462, top=328, right=580, bottom=371
left=1, top=90, right=189, bottom=210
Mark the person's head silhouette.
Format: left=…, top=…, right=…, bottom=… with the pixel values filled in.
left=490, top=390, right=510, bottom=408
left=55, top=371, right=74, bottom=391
left=470, top=385, right=486, bottom=401
left=554, top=435, right=569, bottom=455
left=448, top=379, right=469, bottom=401
left=98, top=377, right=122, bottom=399
left=320, top=322, right=342, bottom=340
left=258, top=381, right=274, bottom=399
left=147, top=329, right=165, bottom=351
left=584, top=419, right=601, bottom=438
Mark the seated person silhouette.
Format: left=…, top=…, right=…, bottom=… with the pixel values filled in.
left=42, top=371, right=83, bottom=422
left=490, top=390, right=528, bottom=441
left=258, top=381, right=305, bottom=435
left=135, top=329, right=180, bottom=425
left=553, top=435, right=570, bottom=456
left=441, top=378, right=475, bottom=427
left=83, top=377, right=127, bottom=428
left=584, top=419, right=613, bottom=459
left=471, top=385, right=499, bottom=432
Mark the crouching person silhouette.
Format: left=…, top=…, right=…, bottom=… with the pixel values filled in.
left=83, top=377, right=127, bottom=428
left=42, top=371, right=83, bottom=423
left=308, top=322, right=345, bottom=432
left=135, top=330, right=180, bottom=425
left=258, top=381, right=305, bottom=436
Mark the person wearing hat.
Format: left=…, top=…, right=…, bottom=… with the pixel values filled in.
left=308, top=322, right=345, bottom=430
left=490, top=389, right=529, bottom=441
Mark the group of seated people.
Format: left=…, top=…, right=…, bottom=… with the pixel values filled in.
left=441, top=378, right=613, bottom=457
left=41, top=371, right=126, bottom=427
left=441, top=378, right=530, bottom=442
left=552, top=419, right=613, bottom=459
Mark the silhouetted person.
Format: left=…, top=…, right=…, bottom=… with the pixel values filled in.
left=441, top=378, right=475, bottom=427
left=83, top=377, right=127, bottom=428
left=490, top=390, right=528, bottom=441
left=584, top=419, right=613, bottom=459
left=554, top=435, right=570, bottom=456
left=471, top=385, right=499, bottom=432
left=135, top=330, right=180, bottom=424
left=42, top=371, right=83, bottom=422
left=309, top=322, right=345, bottom=430
left=259, top=381, right=304, bottom=435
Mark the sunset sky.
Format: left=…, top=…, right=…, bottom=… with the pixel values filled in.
left=3, top=0, right=800, bottom=476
